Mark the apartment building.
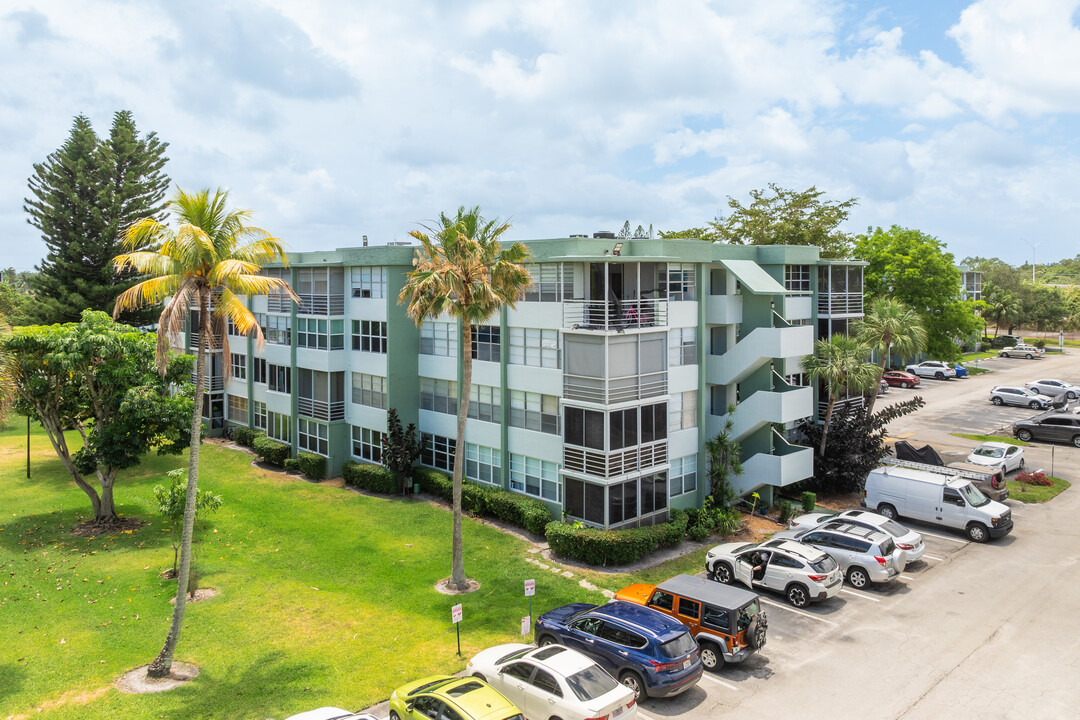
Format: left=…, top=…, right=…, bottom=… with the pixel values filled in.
left=185, top=236, right=864, bottom=529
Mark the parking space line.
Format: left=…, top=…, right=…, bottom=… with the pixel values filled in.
left=900, top=574, right=915, bottom=580
left=922, top=554, right=944, bottom=561
left=638, top=713, right=657, bottom=720
left=759, top=597, right=839, bottom=626
left=699, top=674, right=738, bottom=690
left=840, top=588, right=881, bottom=602
left=918, top=530, right=968, bottom=544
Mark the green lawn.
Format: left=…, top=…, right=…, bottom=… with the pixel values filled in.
left=949, top=433, right=1029, bottom=447
left=1007, top=476, right=1071, bottom=503
left=0, top=422, right=608, bottom=720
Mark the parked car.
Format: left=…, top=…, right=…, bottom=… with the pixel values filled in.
left=467, top=644, right=636, bottom=720
left=285, top=711, right=379, bottom=720
left=615, top=574, right=766, bottom=671
left=999, top=344, right=1045, bottom=359
left=1013, top=413, right=1080, bottom=447
left=990, top=334, right=1025, bottom=349
left=904, top=361, right=957, bottom=380
left=705, top=539, right=842, bottom=608
left=990, top=385, right=1055, bottom=409
left=862, top=464, right=1013, bottom=542
left=787, top=509, right=925, bottom=563
left=389, top=677, right=522, bottom=720
left=882, top=370, right=920, bottom=388
left=534, top=601, right=702, bottom=700
left=891, top=442, right=1009, bottom=501
left=1025, top=379, right=1080, bottom=400
left=877, top=379, right=889, bottom=395
left=966, top=441, right=1025, bottom=473
left=946, top=362, right=969, bottom=378
left=774, top=522, right=906, bottom=588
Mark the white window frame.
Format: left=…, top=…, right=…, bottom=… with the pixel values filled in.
left=668, top=328, right=696, bottom=367
left=420, top=377, right=458, bottom=415
left=298, top=417, right=329, bottom=456
left=230, top=352, right=246, bottom=380
left=509, top=454, right=560, bottom=502
left=509, top=390, right=559, bottom=434
left=465, top=443, right=502, bottom=484
left=350, top=266, right=387, bottom=299
left=352, top=373, right=387, bottom=409
left=227, top=395, right=248, bottom=423
left=420, top=321, right=458, bottom=357
left=352, top=320, right=387, bottom=353
left=351, top=425, right=383, bottom=463
left=509, top=328, right=560, bottom=368
left=669, top=455, right=697, bottom=496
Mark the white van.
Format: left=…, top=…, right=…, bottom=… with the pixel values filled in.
left=862, top=464, right=1013, bottom=543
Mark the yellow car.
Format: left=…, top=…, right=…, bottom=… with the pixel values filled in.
left=389, top=676, right=524, bottom=720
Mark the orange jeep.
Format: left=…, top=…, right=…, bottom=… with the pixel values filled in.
left=615, top=574, right=766, bottom=671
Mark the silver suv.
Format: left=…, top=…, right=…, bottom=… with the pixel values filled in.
left=990, top=385, right=1054, bottom=409
left=788, top=509, right=925, bottom=564
left=705, top=539, right=842, bottom=608
left=775, top=522, right=906, bottom=589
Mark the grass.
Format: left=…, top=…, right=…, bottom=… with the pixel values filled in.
left=1007, top=476, right=1071, bottom=503
left=950, top=433, right=1030, bottom=447
left=960, top=350, right=999, bottom=362
left=0, top=421, right=611, bottom=720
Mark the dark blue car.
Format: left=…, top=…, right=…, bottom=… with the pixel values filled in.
left=534, top=601, right=702, bottom=700
left=948, top=362, right=969, bottom=378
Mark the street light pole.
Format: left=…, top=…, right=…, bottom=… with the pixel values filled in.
left=1023, top=238, right=1043, bottom=283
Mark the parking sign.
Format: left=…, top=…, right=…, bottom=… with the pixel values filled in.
left=525, top=579, right=535, bottom=597
left=521, top=616, right=530, bottom=636
left=451, top=604, right=462, bottom=624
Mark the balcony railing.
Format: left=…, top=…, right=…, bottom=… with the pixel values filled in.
left=563, top=440, right=668, bottom=479
left=563, top=371, right=667, bottom=405
left=190, top=371, right=224, bottom=392
left=268, top=293, right=345, bottom=316
left=187, top=332, right=223, bottom=351
left=297, top=397, right=346, bottom=422
left=563, top=298, right=668, bottom=331
left=817, top=292, right=863, bottom=315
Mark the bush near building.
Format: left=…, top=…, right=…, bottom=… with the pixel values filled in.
left=343, top=461, right=399, bottom=494
left=545, top=510, right=688, bottom=566
left=253, top=436, right=290, bottom=467
left=414, top=467, right=551, bottom=537
left=297, top=452, right=326, bottom=480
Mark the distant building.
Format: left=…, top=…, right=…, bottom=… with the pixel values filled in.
left=958, top=265, right=983, bottom=302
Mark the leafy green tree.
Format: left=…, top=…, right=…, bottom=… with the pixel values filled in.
left=113, top=188, right=297, bottom=679
left=381, top=408, right=422, bottom=495
left=663, top=184, right=858, bottom=258
left=802, top=334, right=880, bottom=455
left=400, top=206, right=531, bottom=592
left=855, top=298, right=927, bottom=415
left=706, top=403, right=742, bottom=506
left=983, top=282, right=1021, bottom=338
left=154, top=469, right=223, bottom=579
left=658, top=226, right=722, bottom=242
left=3, top=310, right=193, bottom=521
left=25, top=112, right=170, bottom=325
left=0, top=281, right=33, bottom=326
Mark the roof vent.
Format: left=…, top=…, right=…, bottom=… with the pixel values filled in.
left=569, top=234, right=588, bottom=238
left=362, top=235, right=368, bottom=247
left=593, top=231, right=616, bottom=239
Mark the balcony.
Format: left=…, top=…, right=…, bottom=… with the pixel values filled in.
left=190, top=371, right=224, bottom=392
left=563, top=371, right=667, bottom=405
left=297, top=397, right=345, bottom=421
left=705, top=294, right=743, bottom=325
left=817, top=292, right=863, bottom=316
left=777, top=295, right=812, bottom=322
left=563, top=298, right=668, bottom=332
left=707, top=325, right=814, bottom=386
left=269, top=293, right=345, bottom=316
left=711, top=384, right=813, bottom=442
left=563, top=440, right=668, bottom=479
left=733, top=442, right=814, bottom=495
left=187, top=332, right=223, bottom=351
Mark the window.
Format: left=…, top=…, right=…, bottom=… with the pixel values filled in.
left=510, top=454, right=560, bottom=501
left=471, top=325, right=501, bottom=362
left=785, top=373, right=808, bottom=387
left=702, top=605, right=730, bottom=632
left=640, top=472, right=667, bottom=515
left=772, top=554, right=803, bottom=569
left=468, top=384, right=500, bottom=423
left=230, top=353, right=246, bottom=380
left=564, top=478, right=605, bottom=525
left=267, top=411, right=290, bottom=442
left=669, top=391, right=697, bottom=431
left=785, top=265, right=811, bottom=292
left=420, top=378, right=458, bottom=415
left=253, top=358, right=267, bottom=384
left=668, top=328, right=696, bottom=366
left=351, top=266, right=386, bottom=299
left=298, top=418, right=328, bottom=455
left=297, top=318, right=345, bottom=350
left=565, top=407, right=605, bottom=450
left=509, top=328, right=560, bottom=368
left=509, top=391, right=559, bottom=434
left=669, top=455, right=697, bottom=496
left=668, top=263, right=696, bottom=301
left=268, top=364, right=291, bottom=393
left=608, top=479, right=637, bottom=525
left=258, top=314, right=291, bottom=345
left=608, top=407, right=637, bottom=450
left=422, top=433, right=456, bottom=471
left=253, top=401, right=267, bottom=430
left=677, top=598, right=700, bottom=620
left=531, top=669, right=561, bottom=696
left=504, top=663, right=534, bottom=682
left=640, top=402, right=668, bottom=443
left=352, top=426, right=383, bottom=463
left=227, top=317, right=243, bottom=336
left=524, top=263, right=572, bottom=302
left=649, top=590, right=674, bottom=611
left=465, top=443, right=501, bottom=484
left=420, top=321, right=458, bottom=357
left=352, top=320, right=387, bottom=353
left=352, top=373, right=387, bottom=409
left=227, top=395, right=247, bottom=423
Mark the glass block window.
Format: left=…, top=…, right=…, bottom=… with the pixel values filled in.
left=668, top=264, right=696, bottom=301
left=509, top=390, right=559, bottom=434
left=420, top=321, right=458, bottom=357
left=465, top=443, right=501, bottom=485
left=785, top=265, right=811, bottom=292
left=509, top=328, right=560, bottom=368
left=227, top=395, right=248, bottom=423
left=509, top=454, right=560, bottom=502
left=298, top=418, right=329, bottom=456
left=421, top=433, right=456, bottom=471
left=668, top=328, right=696, bottom=367
left=352, top=373, right=387, bottom=409
left=471, top=325, right=501, bottom=362
left=352, top=426, right=383, bottom=463
left=420, top=378, right=458, bottom=415
left=468, top=384, right=501, bottom=423
left=669, top=391, right=697, bottom=431
left=352, top=320, right=387, bottom=353
left=351, top=267, right=387, bottom=299
left=669, top=455, right=697, bottom=496
left=230, top=352, right=246, bottom=380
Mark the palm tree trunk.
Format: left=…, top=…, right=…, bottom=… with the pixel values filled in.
left=449, top=321, right=472, bottom=591
left=818, top=395, right=836, bottom=456
left=147, top=286, right=208, bottom=678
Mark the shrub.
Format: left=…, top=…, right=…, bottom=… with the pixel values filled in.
left=778, top=500, right=795, bottom=525
left=232, top=426, right=259, bottom=447
left=545, top=510, right=688, bottom=566
left=297, top=451, right=326, bottom=480
left=413, top=467, right=453, bottom=499
left=1017, top=471, right=1053, bottom=486
left=411, top=467, right=553, bottom=536
left=1032, top=339, right=1046, bottom=349
left=283, top=458, right=300, bottom=472
left=801, top=491, right=817, bottom=513
left=253, top=435, right=291, bottom=467
left=342, top=461, right=398, bottom=494
left=713, top=506, right=741, bottom=536
left=687, top=522, right=711, bottom=542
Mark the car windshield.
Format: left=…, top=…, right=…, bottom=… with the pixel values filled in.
left=973, top=446, right=1005, bottom=458
left=496, top=647, right=534, bottom=665
left=880, top=519, right=908, bottom=537
left=808, top=555, right=838, bottom=573
left=959, top=483, right=990, bottom=508
left=1021, top=388, right=1038, bottom=396
left=659, top=632, right=697, bottom=658
left=565, top=665, right=618, bottom=701
left=737, top=601, right=760, bottom=631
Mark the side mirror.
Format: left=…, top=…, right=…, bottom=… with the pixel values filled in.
left=406, top=704, right=415, bottom=713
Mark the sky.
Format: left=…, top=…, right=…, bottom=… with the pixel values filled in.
left=1, top=0, right=1079, bottom=272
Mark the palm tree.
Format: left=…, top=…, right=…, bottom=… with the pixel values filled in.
left=855, top=298, right=927, bottom=415
left=113, top=188, right=297, bottom=678
left=802, top=334, right=880, bottom=455
left=400, top=206, right=530, bottom=592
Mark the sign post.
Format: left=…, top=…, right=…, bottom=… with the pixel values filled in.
left=452, top=603, right=463, bottom=656
left=524, top=579, right=535, bottom=642
left=521, top=615, right=530, bottom=638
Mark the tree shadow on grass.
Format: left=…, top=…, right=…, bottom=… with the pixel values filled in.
left=0, top=663, right=25, bottom=703
left=0, top=506, right=173, bottom=555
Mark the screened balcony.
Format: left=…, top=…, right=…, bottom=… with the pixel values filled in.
left=563, top=332, right=668, bottom=404
left=297, top=369, right=346, bottom=421
left=562, top=402, right=668, bottom=479
left=266, top=267, right=345, bottom=316
left=563, top=261, right=671, bottom=331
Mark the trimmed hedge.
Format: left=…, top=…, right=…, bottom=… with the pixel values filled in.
left=253, top=435, right=291, bottom=467
left=343, top=461, right=399, bottom=494
left=413, top=467, right=553, bottom=536
left=232, top=427, right=260, bottom=447
left=297, top=452, right=326, bottom=480
left=283, top=458, right=300, bottom=472
left=545, top=509, right=688, bottom=566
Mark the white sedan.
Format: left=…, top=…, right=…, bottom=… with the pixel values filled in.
left=467, top=644, right=636, bottom=720
left=966, top=441, right=1025, bottom=474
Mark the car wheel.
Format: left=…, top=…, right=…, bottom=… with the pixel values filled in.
left=1068, top=392, right=1077, bottom=400
left=966, top=523, right=989, bottom=543
left=786, top=584, right=810, bottom=608
left=714, top=562, right=735, bottom=585
left=935, top=372, right=945, bottom=380
left=537, top=634, right=558, bottom=647
left=1029, top=401, right=1041, bottom=409
left=390, top=712, right=401, bottom=720
left=1018, top=458, right=1025, bottom=471
left=878, top=503, right=898, bottom=520
left=900, top=381, right=909, bottom=388
left=699, top=641, right=723, bottom=671
left=1026, top=354, right=1033, bottom=359
left=992, top=397, right=1004, bottom=406
left=1017, top=429, right=1033, bottom=442
left=618, top=670, right=645, bottom=700
left=1001, top=352, right=1010, bottom=358
left=1073, top=435, right=1080, bottom=449
left=847, top=567, right=870, bottom=589
left=471, top=672, right=486, bottom=683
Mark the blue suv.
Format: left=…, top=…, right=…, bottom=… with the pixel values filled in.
left=534, top=601, right=702, bottom=700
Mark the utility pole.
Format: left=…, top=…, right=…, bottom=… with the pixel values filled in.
left=1023, top=238, right=1043, bottom=283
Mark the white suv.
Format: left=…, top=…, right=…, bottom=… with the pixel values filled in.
left=706, top=539, right=842, bottom=608
left=774, top=522, right=907, bottom=589
left=990, top=385, right=1054, bottom=409
left=904, top=361, right=957, bottom=380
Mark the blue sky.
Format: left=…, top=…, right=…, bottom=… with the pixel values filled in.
left=1, top=0, right=1079, bottom=272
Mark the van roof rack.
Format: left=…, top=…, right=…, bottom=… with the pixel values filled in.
left=880, top=456, right=996, bottom=483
